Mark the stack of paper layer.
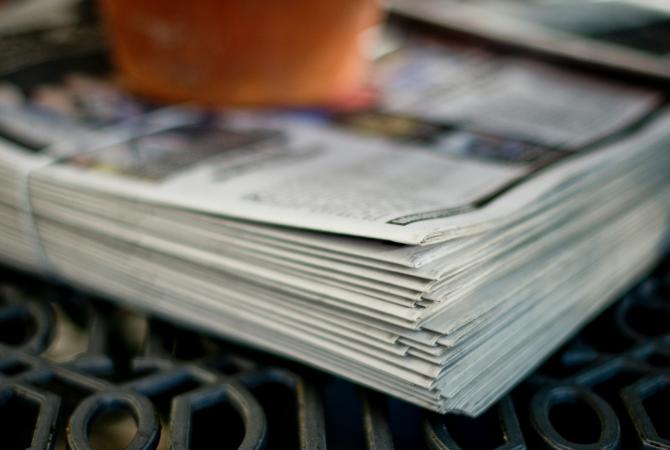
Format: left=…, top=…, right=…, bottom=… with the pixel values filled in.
left=0, top=23, right=668, bottom=415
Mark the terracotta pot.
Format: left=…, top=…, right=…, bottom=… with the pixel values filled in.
left=98, top=0, right=380, bottom=107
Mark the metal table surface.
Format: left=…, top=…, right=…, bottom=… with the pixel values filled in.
left=0, top=258, right=668, bottom=449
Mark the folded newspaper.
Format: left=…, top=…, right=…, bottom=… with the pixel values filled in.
left=1, top=22, right=669, bottom=416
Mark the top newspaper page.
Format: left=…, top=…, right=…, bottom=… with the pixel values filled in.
left=0, top=24, right=668, bottom=245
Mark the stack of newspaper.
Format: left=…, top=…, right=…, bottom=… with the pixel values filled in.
left=1, top=23, right=669, bottom=416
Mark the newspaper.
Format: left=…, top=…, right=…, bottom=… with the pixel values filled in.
left=374, top=37, right=662, bottom=148
left=1, top=44, right=666, bottom=245
left=1, top=19, right=670, bottom=416
left=388, top=0, right=670, bottom=80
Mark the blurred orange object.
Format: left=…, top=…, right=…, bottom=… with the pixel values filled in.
left=98, top=0, right=380, bottom=107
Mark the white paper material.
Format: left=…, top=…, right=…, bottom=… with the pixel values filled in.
left=1, top=23, right=669, bottom=417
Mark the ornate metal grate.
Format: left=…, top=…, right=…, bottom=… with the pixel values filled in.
left=0, top=259, right=668, bottom=449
